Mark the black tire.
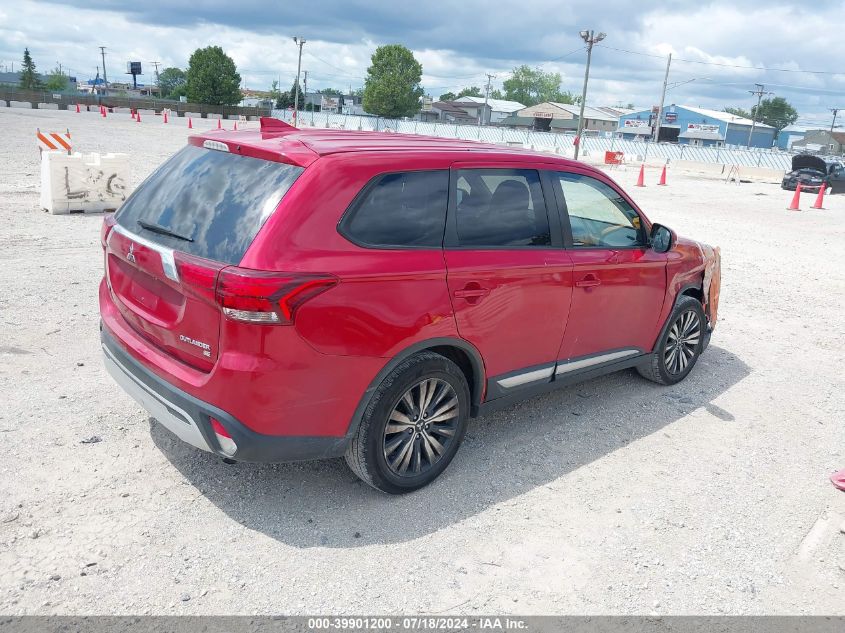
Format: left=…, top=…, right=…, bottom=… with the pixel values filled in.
left=637, top=295, right=706, bottom=385
left=344, top=351, right=470, bottom=494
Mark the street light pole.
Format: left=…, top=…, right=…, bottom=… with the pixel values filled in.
left=574, top=30, right=605, bottom=160
left=293, top=36, right=306, bottom=126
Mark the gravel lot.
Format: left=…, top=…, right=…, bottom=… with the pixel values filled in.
left=1, top=107, right=843, bottom=615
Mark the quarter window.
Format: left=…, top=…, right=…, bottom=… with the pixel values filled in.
left=453, top=169, right=550, bottom=247
left=555, top=173, right=645, bottom=248
left=341, top=171, right=448, bottom=248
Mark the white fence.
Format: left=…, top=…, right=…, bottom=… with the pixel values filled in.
left=273, top=109, right=795, bottom=171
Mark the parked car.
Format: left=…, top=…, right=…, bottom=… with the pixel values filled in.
left=100, top=118, right=722, bottom=494
left=782, top=154, right=845, bottom=193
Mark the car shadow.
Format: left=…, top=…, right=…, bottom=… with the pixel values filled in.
left=151, top=345, right=749, bottom=548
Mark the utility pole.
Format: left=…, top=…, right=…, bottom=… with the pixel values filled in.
left=574, top=30, right=606, bottom=160
left=652, top=53, right=672, bottom=143
left=99, top=46, right=108, bottom=95
left=150, top=61, right=161, bottom=93
left=479, top=73, right=494, bottom=126
left=747, top=83, right=772, bottom=148
left=292, top=36, right=306, bottom=125
left=830, top=108, right=840, bottom=132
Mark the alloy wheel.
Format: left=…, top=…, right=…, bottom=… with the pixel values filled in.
left=664, top=310, right=701, bottom=375
left=382, top=378, right=459, bottom=476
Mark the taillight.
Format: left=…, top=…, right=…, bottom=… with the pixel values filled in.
left=174, top=252, right=225, bottom=302
left=101, top=214, right=117, bottom=249
left=215, top=267, right=338, bottom=325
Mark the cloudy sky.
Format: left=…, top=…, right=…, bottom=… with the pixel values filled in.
left=2, top=0, right=843, bottom=126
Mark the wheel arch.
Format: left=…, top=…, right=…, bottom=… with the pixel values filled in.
left=344, top=337, right=486, bottom=440
left=651, top=281, right=705, bottom=353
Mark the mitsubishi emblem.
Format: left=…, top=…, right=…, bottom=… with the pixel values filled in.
left=127, top=242, right=136, bottom=264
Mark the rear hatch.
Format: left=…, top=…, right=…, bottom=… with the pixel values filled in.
left=105, top=143, right=303, bottom=371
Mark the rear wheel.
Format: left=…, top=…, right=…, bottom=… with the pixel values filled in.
left=345, top=352, right=470, bottom=494
left=637, top=295, right=705, bottom=385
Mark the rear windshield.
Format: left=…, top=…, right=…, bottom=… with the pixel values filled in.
left=115, top=145, right=303, bottom=264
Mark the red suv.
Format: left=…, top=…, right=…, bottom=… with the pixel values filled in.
left=100, top=118, right=721, bottom=493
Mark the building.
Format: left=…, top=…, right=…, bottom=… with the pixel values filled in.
left=791, top=130, right=845, bottom=155
left=418, top=101, right=476, bottom=124
left=499, top=102, right=619, bottom=134
left=618, top=104, right=776, bottom=148
left=776, top=125, right=808, bottom=150
left=451, top=95, right=525, bottom=125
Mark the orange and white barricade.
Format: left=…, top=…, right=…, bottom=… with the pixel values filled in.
left=37, top=128, right=72, bottom=155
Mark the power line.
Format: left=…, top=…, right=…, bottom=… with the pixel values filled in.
left=596, top=43, right=842, bottom=75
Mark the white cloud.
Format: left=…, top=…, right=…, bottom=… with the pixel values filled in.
left=1, top=0, right=842, bottom=123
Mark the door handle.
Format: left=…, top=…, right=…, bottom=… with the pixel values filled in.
left=454, top=285, right=491, bottom=300
left=575, top=275, right=601, bottom=288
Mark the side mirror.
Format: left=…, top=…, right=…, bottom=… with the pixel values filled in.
left=650, top=223, right=673, bottom=253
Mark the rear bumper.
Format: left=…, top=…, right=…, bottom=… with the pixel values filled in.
left=101, top=327, right=349, bottom=463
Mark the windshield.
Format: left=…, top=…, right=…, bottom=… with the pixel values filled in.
left=115, top=145, right=303, bottom=264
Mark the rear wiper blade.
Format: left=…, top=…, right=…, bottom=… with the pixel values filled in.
left=137, top=220, right=194, bottom=242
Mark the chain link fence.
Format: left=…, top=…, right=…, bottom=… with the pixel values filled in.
left=273, top=109, right=794, bottom=171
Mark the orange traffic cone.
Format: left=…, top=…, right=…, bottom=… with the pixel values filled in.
left=635, top=164, right=645, bottom=187
left=217, top=118, right=222, bottom=129
left=658, top=164, right=667, bottom=186
left=136, top=112, right=141, bottom=123
left=787, top=184, right=802, bottom=210
left=101, top=106, right=106, bottom=117
left=233, top=121, right=238, bottom=131
left=188, top=117, right=193, bottom=129
left=163, top=111, right=168, bottom=124
left=811, top=185, right=827, bottom=209
left=75, top=103, right=80, bottom=113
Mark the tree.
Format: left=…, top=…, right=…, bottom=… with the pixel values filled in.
left=362, top=44, right=424, bottom=118
left=45, top=65, right=68, bottom=92
left=19, top=48, right=41, bottom=90
left=724, top=106, right=752, bottom=119
left=185, top=46, right=242, bottom=106
left=502, top=65, right=574, bottom=106
left=317, top=87, right=343, bottom=97
left=439, top=86, right=483, bottom=102
left=158, top=67, right=187, bottom=99
left=752, top=97, right=798, bottom=131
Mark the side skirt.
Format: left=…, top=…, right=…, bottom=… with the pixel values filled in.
left=477, top=354, right=648, bottom=417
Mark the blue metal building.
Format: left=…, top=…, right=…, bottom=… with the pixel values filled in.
left=617, top=104, right=776, bottom=148
left=775, top=125, right=807, bottom=150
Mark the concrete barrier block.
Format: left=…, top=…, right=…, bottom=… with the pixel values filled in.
left=737, top=166, right=784, bottom=183
left=673, top=159, right=726, bottom=176
left=0, top=100, right=7, bottom=107
left=184, top=111, right=202, bottom=119
left=10, top=101, right=33, bottom=109
left=37, top=102, right=59, bottom=110
left=113, top=107, right=132, bottom=114
left=136, top=108, right=156, bottom=116
left=40, top=151, right=130, bottom=214
left=206, top=113, right=223, bottom=120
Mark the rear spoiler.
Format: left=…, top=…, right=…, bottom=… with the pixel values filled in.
left=260, top=117, right=297, bottom=133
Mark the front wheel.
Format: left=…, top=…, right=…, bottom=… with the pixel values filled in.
left=638, top=295, right=706, bottom=385
left=345, top=352, right=470, bottom=494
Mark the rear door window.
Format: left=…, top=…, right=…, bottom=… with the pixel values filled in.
left=452, top=169, right=550, bottom=247
left=115, top=145, right=303, bottom=264
left=340, top=170, right=449, bottom=248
